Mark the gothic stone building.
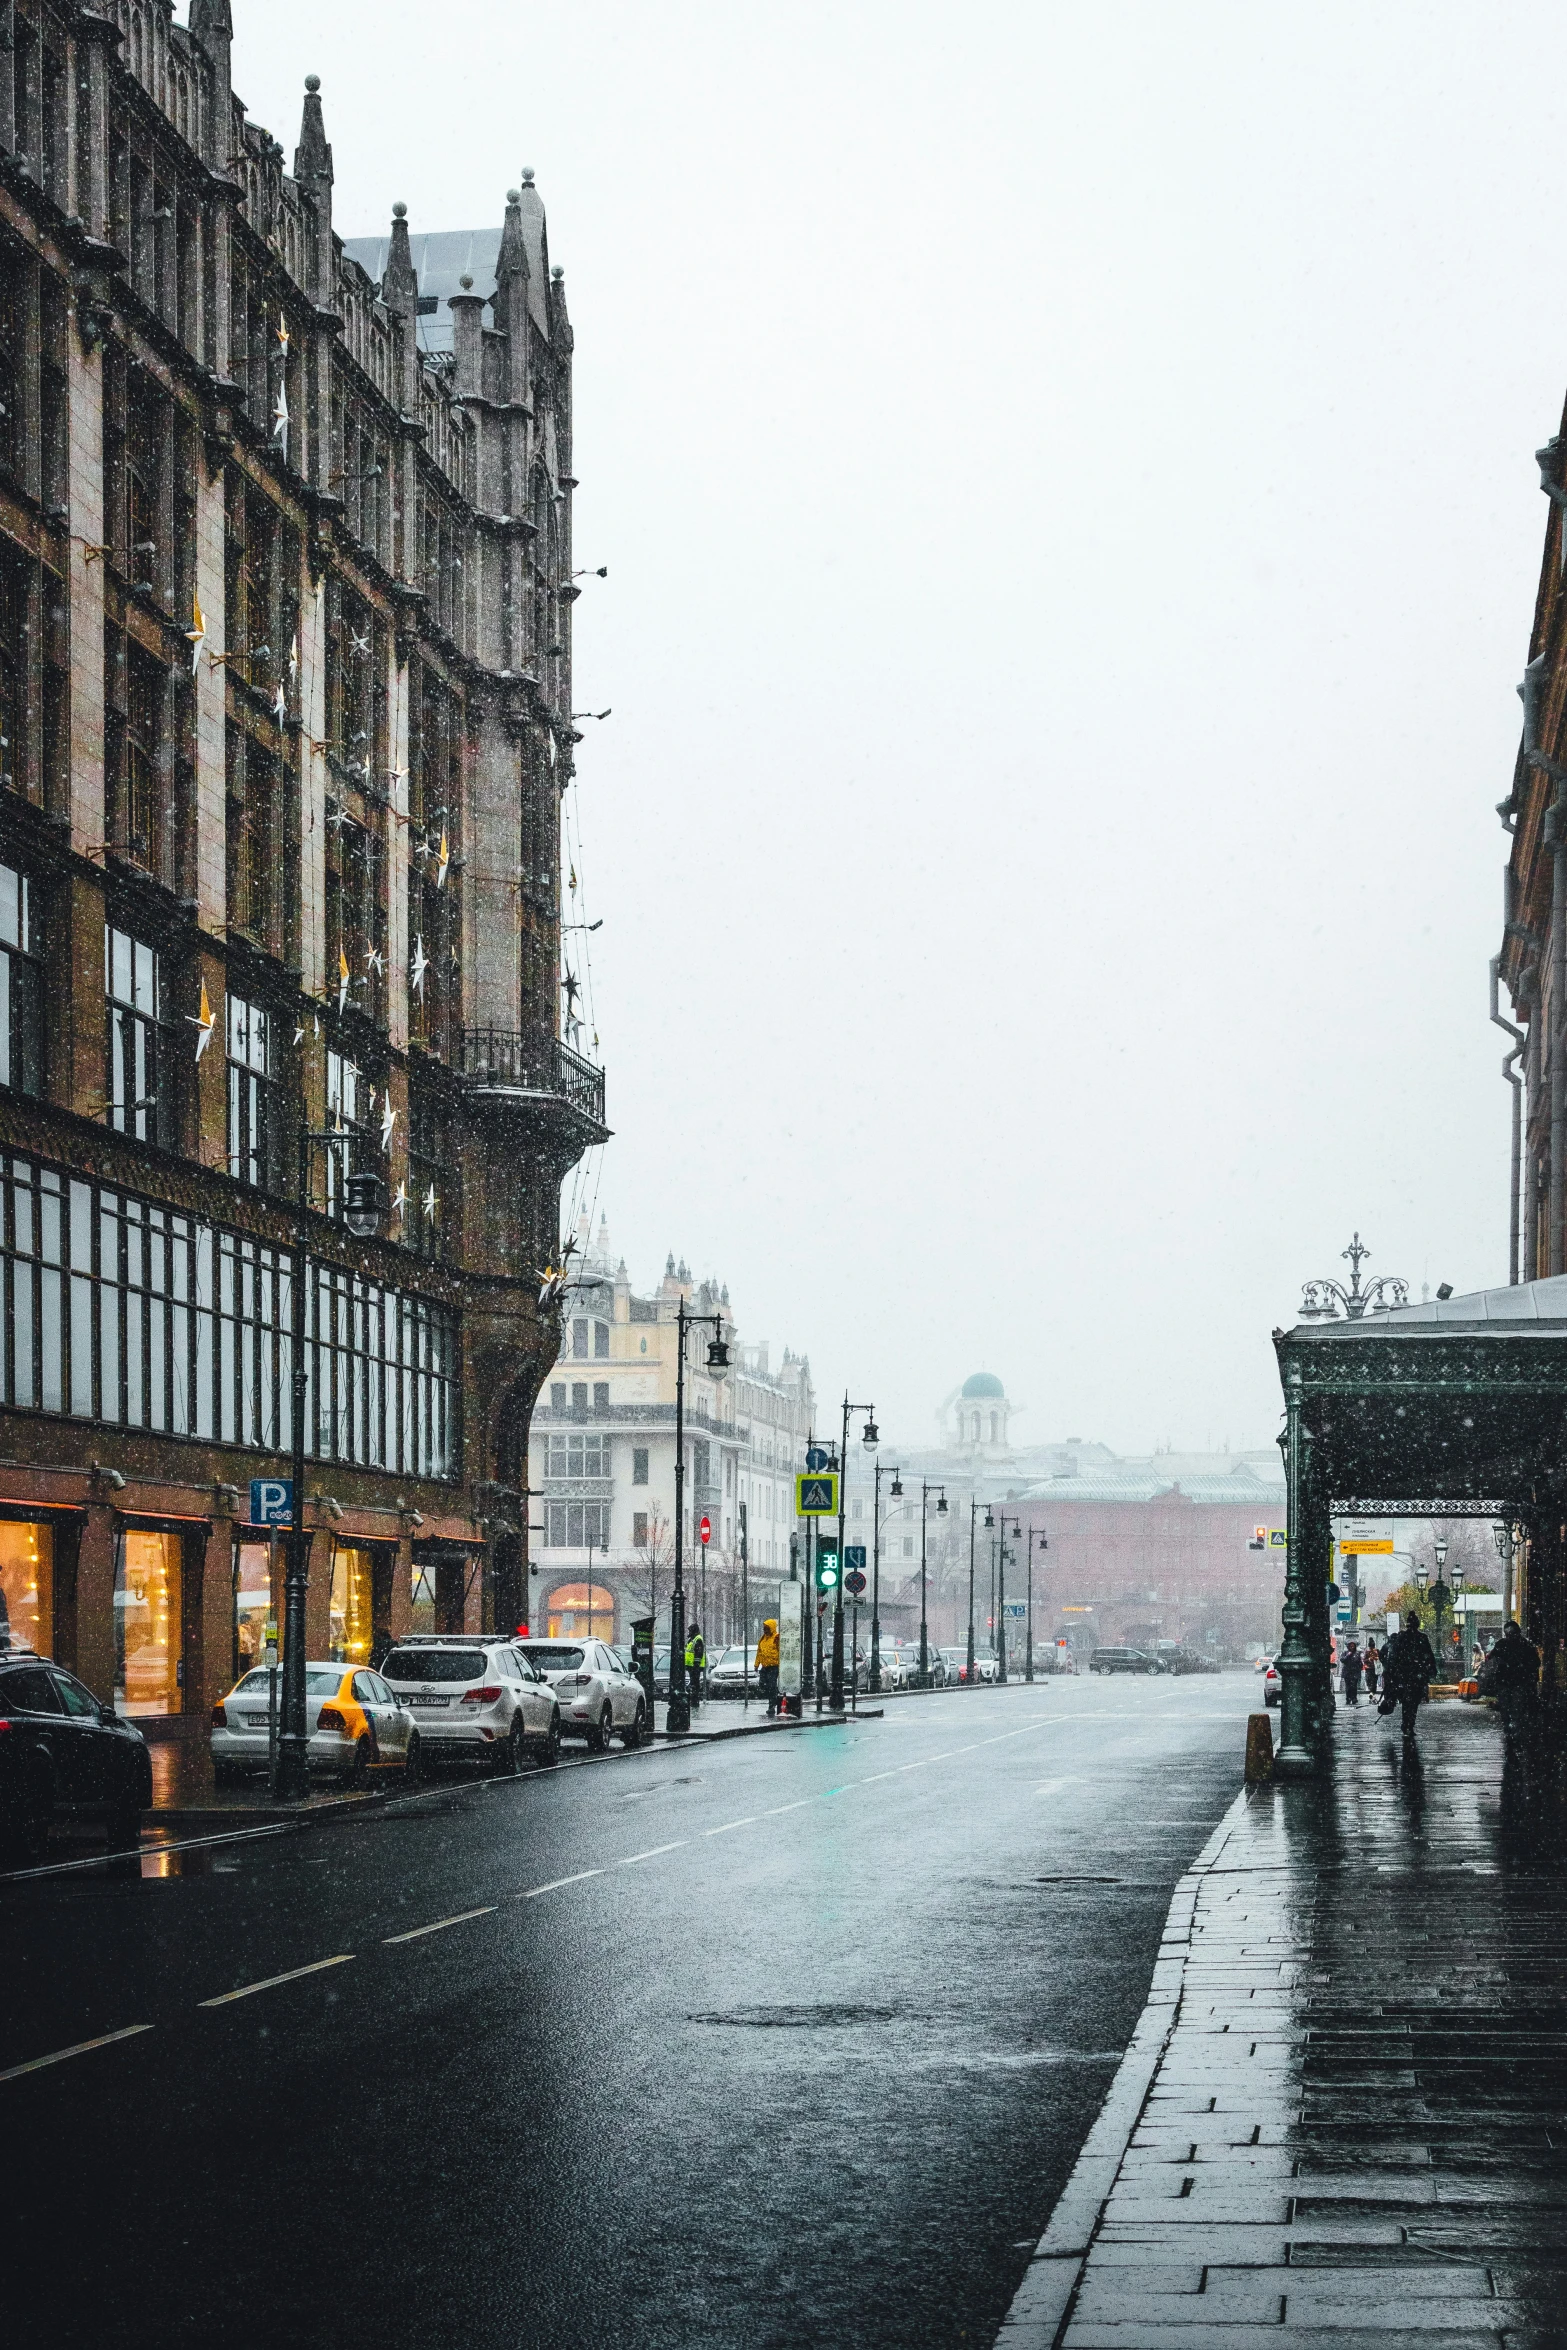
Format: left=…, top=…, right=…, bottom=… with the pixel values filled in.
left=0, top=0, right=604, bottom=1745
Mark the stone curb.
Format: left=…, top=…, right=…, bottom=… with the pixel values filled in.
left=992, top=1782, right=1257, bottom=2348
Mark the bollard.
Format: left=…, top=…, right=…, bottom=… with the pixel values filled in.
left=1245, top=1710, right=1274, bottom=1783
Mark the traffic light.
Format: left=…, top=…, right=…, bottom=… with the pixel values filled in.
left=815, top=1536, right=841, bottom=1595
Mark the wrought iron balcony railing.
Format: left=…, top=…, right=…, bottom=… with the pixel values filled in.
left=458, top=1029, right=606, bottom=1128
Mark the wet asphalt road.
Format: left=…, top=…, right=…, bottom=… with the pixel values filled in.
left=2, top=1675, right=1254, bottom=2348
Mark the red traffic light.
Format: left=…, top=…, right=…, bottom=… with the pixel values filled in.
left=699, top=1514, right=711, bottom=1545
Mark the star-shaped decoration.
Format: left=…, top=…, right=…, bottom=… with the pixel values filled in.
left=272, top=681, right=286, bottom=722
left=288, top=631, right=299, bottom=685
left=393, top=1183, right=408, bottom=1220
left=187, top=975, right=217, bottom=1061
left=337, top=947, right=350, bottom=1016
left=350, top=628, right=370, bottom=657
left=187, top=595, right=205, bottom=677
left=293, top=1023, right=305, bottom=1045
left=276, top=314, right=290, bottom=358
left=272, top=383, right=289, bottom=448
left=422, top=1184, right=438, bottom=1223
left=380, top=1100, right=397, bottom=1151
left=435, top=828, right=450, bottom=888
left=410, top=935, right=429, bottom=998
left=366, top=946, right=384, bottom=977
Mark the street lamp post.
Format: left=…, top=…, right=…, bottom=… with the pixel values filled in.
left=1025, top=1523, right=1047, bottom=1683
left=833, top=1394, right=878, bottom=1711
left=276, top=1126, right=386, bottom=1800
left=968, top=1500, right=989, bottom=1688
left=871, top=1459, right=903, bottom=1694
left=996, top=1514, right=1020, bottom=1684
left=919, top=1481, right=947, bottom=1688
left=668, top=1297, right=729, bottom=1736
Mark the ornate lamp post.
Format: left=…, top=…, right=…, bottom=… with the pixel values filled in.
left=995, top=1514, right=1021, bottom=1682
left=668, top=1297, right=729, bottom=1735
left=1298, top=1232, right=1410, bottom=1321
left=870, top=1459, right=903, bottom=1692
left=919, top=1481, right=947, bottom=1688
left=1025, top=1523, right=1047, bottom=1683
left=275, top=1129, right=386, bottom=1800
left=968, top=1500, right=990, bottom=1687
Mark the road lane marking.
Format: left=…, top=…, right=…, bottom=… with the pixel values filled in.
left=762, top=1800, right=811, bottom=1816
left=520, top=1870, right=605, bottom=1898
left=382, top=1906, right=496, bottom=1945
left=198, top=1954, right=354, bottom=2006
left=703, top=1816, right=758, bottom=1836
left=617, top=1841, right=687, bottom=1866
left=1033, top=1777, right=1074, bottom=1798
left=0, top=2023, right=153, bottom=2082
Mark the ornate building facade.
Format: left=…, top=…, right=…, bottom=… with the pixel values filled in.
left=0, top=2, right=602, bottom=1744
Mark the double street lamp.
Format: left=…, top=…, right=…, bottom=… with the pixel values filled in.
left=918, top=1481, right=947, bottom=1687
left=669, top=1296, right=729, bottom=1735
left=833, top=1394, right=878, bottom=1711
left=276, top=1126, right=387, bottom=1800
left=870, top=1457, right=903, bottom=1693
left=1024, top=1523, right=1047, bottom=1683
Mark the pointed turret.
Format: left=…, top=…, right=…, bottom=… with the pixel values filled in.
left=381, top=200, right=418, bottom=318
left=294, top=77, right=334, bottom=303
left=492, top=184, right=532, bottom=403
left=190, top=0, right=234, bottom=171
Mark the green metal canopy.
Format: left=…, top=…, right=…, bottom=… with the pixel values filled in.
left=1271, top=1275, right=1567, bottom=1773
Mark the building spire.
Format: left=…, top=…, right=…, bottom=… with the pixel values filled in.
left=294, top=73, right=332, bottom=189
left=381, top=200, right=418, bottom=317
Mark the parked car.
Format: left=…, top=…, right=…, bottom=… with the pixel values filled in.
left=519, top=1637, right=648, bottom=1749
left=214, top=1661, right=423, bottom=1785
left=1262, top=1659, right=1282, bottom=1706
left=0, top=1651, right=152, bottom=1864
left=1090, top=1646, right=1160, bottom=1675
left=706, top=1646, right=754, bottom=1698
left=972, top=1653, right=1000, bottom=1684
left=653, top=1645, right=672, bottom=1700
left=939, top=1645, right=971, bottom=1683
left=1158, top=1645, right=1211, bottom=1676
left=380, top=1637, right=560, bottom=1771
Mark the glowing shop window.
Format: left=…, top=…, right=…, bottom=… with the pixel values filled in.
left=233, top=1540, right=274, bottom=1675
left=329, top=1545, right=374, bottom=1663
left=115, top=1529, right=183, bottom=1715
left=0, top=1519, right=52, bottom=1653
left=546, top=1581, right=614, bottom=1641
left=410, top=1559, right=436, bottom=1635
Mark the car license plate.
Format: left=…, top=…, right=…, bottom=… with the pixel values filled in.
left=244, top=1714, right=270, bottom=1728
left=408, top=1693, right=448, bottom=1707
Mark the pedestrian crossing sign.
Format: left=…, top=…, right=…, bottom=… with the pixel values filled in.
left=796, top=1472, right=839, bottom=1516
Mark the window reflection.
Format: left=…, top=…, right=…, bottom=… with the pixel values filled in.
left=114, top=1528, right=181, bottom=1714
left=328, top=1544, right=373, bottom=1663
left=0, top=1518, right=51, bottom=1652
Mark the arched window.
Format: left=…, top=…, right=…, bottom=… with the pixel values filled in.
left=990, top=1413, right=999, bottom=1442
left=971, top=1413, right=980, bottom=1442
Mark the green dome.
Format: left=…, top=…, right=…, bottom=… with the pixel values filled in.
left=961, top=1372, right=1004, bottom=1399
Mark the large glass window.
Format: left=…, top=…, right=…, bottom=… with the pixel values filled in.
left=0, top=1519, right=51, bottom=1653
left=545, top=1502, right=610, bottom=1549
left=328, top=1545, right=373, bottom=1665
left=232, top=1538, right=274, bottom=1682
left=546, top=1434, right=609, bottom=1478
left=114, top=1528, right=181, bottom=1715
left=0, top=1150, right=458, bottom=1477
left=0, top=860, right=40, bottom=1097
left=544, top=1581, right=614, bottom=1639
left=105, top=923, right=164, bottom=1145
left=227, top=994, right=277, bottom=1191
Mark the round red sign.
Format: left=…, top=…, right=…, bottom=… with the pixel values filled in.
left=699, top=1514, right=712, bottom=1545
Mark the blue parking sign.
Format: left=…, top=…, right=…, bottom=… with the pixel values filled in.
left=250, top=1477, right=293, bottom=1528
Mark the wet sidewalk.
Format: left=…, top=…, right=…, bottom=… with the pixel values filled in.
left=1000, top=1697, right=1567, bottom=2347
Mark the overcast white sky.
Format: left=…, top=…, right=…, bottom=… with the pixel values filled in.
left=227, top=2, right=1559, bottom=1454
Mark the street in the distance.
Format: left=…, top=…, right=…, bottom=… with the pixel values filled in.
left=0, top=1678, right=1251, bottom=2349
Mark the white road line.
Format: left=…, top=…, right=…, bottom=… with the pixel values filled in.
left=520, top=1870, right=605, bottom=1898
left=1033, top=1777, right=1074, bottom=1798
left=382, top=1906, right=496, bottom=1945
left=617, top=1841, right=687, bottom=1866
left=762, top=1799, right=811, bottom=1816
left=198, top=1954, right=354, bottom=2007
left=0, top=2023, right=153, bottom=2082
left=703, top=1817, right=758, bottom=1836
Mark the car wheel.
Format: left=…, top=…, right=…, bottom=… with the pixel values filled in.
left=504, top=1714, right=527, bottom=1776
left=623, top=1699, right=647, bottom=1749
left=536, top=1710, right=561, bottom=1767
left=344, top=1736, right=371, bottom=1788
left=588, top=1703, right=614, bottom=1754
left=403, top=1730, right=422, bottom=1784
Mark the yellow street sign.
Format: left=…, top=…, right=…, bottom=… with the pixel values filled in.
left=796, top=1472, right=839, bottom=1517
left=1340, top=1539, right=1393, bottom=1554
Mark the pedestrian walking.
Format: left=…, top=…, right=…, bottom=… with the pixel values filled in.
left=1383, top=1611, right=1439, bottom=1743
left=755, top=1617, right=780, bottom=1715
left=685, top=1621, right=706, bottom=1708
left=1363, top=1640, right=1380, bottom=1700
left=1491, top=1619, right=1542, bottom=1753
left=1340, top=1639, right=1363, bottom=1706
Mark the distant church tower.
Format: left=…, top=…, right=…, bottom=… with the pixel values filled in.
left=946, top=1371, right=1013, bottom=1460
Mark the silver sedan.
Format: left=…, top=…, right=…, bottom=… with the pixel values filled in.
left=210, top=1662, right=419, bottom=1784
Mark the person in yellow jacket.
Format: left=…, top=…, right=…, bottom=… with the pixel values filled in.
left=685, top=1623, right=706, bottom=1707
left=755, top=1618, right=781, bottom=1715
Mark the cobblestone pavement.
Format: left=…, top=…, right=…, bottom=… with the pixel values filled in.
left=1000, top=1697, right=1567, bottom=2346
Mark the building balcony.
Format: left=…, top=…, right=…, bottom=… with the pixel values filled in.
left=458, top=1028, right=608, bottom=1149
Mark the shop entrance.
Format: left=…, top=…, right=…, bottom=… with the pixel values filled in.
left=546, top=1581, right=616, bottom=1642
left=115, top=1528, right=183, bottom=1715
left=0, top=1518, right=52, bottom=1654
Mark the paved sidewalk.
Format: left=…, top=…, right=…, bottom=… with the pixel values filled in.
left=999, top=1696, right=1567, bottom=2347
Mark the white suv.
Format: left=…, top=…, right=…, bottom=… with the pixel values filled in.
left=380, top=1637, right=561, bottom=1770
left=519, top=1638, right=648, bottom=1749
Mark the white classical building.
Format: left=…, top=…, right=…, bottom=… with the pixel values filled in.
left=526, top=1220, right=816, bottom=1647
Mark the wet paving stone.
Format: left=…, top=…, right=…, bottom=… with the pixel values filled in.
left=1042, top=1703, right=1567, bottom=2347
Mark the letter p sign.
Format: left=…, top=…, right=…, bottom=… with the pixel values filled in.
left=251, top=1478, right=293, bottom=1528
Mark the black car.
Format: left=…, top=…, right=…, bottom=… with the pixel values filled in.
left=1090, top=1646, right=1160, bottom=1675
left=0, top=1652, right=152, bottom=1865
